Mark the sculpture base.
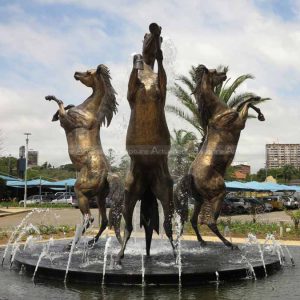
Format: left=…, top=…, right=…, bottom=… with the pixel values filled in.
left=14, top=237, right=281, bottom=286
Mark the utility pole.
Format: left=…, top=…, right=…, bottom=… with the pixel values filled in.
left=8, top=154, right=11, bottom=175
left=24, top=133, right=31, bottom=208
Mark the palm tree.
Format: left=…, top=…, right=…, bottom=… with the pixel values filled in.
left=166, top=65, right=270, bottom=138
left=169, top=129, right=197, bottom=178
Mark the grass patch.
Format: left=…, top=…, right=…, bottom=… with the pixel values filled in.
left=184, top=220, right=300, bottom=240
left=0, top=225, right=76, bottom=245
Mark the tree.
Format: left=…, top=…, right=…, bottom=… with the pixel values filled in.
left=0, top=156, right=18, bottom=177
left=285, top=209, right=300, bottom=230
left=281, top=165, right=298, bottom=183
left=106, top=148, right=117, bottom=172
left=166, top=65, right=270, bottom=138
left=256, top=168, right=267, bottom=182
left=116, top=154, right=130, bottom=182
left=169, top=129, right=197, bottom=179
left=0, top=129, right=3, bottom=156
left=59, top=163, right=76, bottom=172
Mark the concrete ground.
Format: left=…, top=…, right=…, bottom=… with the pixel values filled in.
left=0, top=208, right=293, bottom=230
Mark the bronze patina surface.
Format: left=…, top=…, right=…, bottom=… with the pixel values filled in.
left=175, top=65, right=265, bottom=248
left=118, top=23, right=175, bottom=260
left=45, top=64, right=123, bottom=245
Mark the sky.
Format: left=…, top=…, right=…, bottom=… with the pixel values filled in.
left=0, top=0, right=299, bottom=173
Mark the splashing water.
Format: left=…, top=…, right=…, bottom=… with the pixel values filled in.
left=174, top=213, right=182, bottom=286
left=141, top=253, right=145, bottom=286
left=283, top=245, right=295, bottom=266
left=32, top=237, right=54, bottom=281
left=64, top=225, right=82, bottom=283
left=241, top=254, right=257, bottom=280
left=215, top=271, right=219, bottom=282
left=161, top=37, right=177, bottom=85
left=102, top=237, right=112, bottom=285
left=10, top=223, right=40, bottom=266
left=263, top=234, right=285, bottom=265
left=224, top=225, right=233, bottom=245
left=247, top=233, right=267, bottom=277
left=2, top=208, right=44, bottom=265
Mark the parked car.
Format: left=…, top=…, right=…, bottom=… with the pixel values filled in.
left=220, top=199, right=235, bottom=215
left=225, top=198, right=251, bottom=214
left=41, top=192, right=55, bottom=201
left=19, top=195, right=49, bottom=206
left=244, top=198, right=266, bottom=213
left=262, top=196, right=284, bottom=210
left=51, top=193, right=76, bottom=205
left=282, top=196, right=299, bottom=209
left=72, top=196, right=109, bottom=209
left=261, top=199, right=273, bottom=212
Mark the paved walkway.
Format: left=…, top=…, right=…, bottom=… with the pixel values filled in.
left=0, top=208, right=294, bottom=230
left=0, top=207, right=32, bottom=218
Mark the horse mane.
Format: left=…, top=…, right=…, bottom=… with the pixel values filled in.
left=96, top=64, right=118, bottom=127
left=194, top=64, right=210, bottom=134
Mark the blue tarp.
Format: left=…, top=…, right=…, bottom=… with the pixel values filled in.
left=6, top=178, right=75, bottom=188
left=5, top=176, right=300, bottom=192
left=225, top=181, right=300, bottom=192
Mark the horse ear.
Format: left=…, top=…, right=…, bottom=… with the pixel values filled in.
left=96, top=65, right=103, bottom=78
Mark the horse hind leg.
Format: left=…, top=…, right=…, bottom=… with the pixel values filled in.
left=88, top=199, right=108, bottom=247
left=206, top=192, right=239, bottom=250
left=190, top=200, right=207, bottom=246
left=88, top=186, right=109, bottom=247
left=116, top=190, right=139, bottom=262
left=66, top=187, right=94, bottom=250
left=153, top=177, right=176, bottom=257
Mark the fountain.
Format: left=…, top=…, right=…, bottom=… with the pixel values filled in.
left=1, top=23, right=285, bottom=288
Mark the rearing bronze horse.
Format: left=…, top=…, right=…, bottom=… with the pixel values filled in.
left=45, top=64, right=123, bottom=246
left=117, top=23, right=175, bottom=260
left=174, top=65, right=265, bottom=248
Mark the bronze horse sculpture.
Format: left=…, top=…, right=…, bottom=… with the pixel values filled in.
left=45, top=64, right=123, bottom=246
left=174, top=64, right=265, bottom=248
left=117, top=23, right=175, bottom=261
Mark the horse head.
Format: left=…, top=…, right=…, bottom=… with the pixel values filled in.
left=74, top=65, right=118, bottom=127
left=194, top=65, right=227, bottom=92
left=142, top=23, right=163, bottom=69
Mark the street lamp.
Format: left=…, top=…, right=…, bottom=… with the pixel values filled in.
left=24, top=133, right=31, bottom=208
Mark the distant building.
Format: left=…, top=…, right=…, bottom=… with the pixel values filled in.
left=266, top=143, right=300, bottom=169
left=28, top=150, right=38, bottom=167
left=17, top=146, right=38, bottom=176
left=231, top=163, right=251, bottom=180
left=19, top=146, right=25, bottom=158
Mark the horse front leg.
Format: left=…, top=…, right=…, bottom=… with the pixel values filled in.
left=45, top=95, right=64, bottom=107
left=249, top=103, right=265, bottom=121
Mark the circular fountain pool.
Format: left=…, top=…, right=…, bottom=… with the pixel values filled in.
left=11, top=237, right=281, bottom=286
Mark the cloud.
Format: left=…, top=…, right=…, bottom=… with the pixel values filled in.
left=0, top=0, right=299, bottom=173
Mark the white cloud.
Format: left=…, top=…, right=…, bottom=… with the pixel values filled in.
left=0, top=0, right=300, bottom=173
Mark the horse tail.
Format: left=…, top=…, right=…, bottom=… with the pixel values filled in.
left=107, top=173, right=124, bottom=244
left=174, top=174, right=193, bottom=226
left=140, top=188, right=159, bottom=256
left=140, top=188, right=159, bottom=234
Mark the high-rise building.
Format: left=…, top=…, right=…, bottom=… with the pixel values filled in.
left=266, top=143, right=300, bottom=169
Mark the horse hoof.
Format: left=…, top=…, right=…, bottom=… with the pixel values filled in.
left=65, top=243, right=72, bottom=251
left=231, top=244, right=239, bottom=250
left=88, top=238, right=96, bottom=248
left=200, top=240, right=207, bottom=247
